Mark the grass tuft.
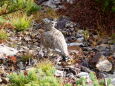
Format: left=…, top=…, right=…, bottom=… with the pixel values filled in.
left=0, top=29, right=8, bottom=41
left=8, top=12, right=32, bottom=32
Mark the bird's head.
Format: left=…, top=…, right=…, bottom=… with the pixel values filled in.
left=42, top=18, right=57, bottom=31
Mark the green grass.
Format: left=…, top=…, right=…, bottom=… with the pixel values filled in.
left=0, top=29, right=8, bottom=40
left=0, top=16, right=7, bottom=24
left=9, top=60, right=63, bottom=86
left=76, top=72, right=112, bottom=86
left=0, top=0, right=41, bottom=15
left=9, top=13, right=32, bottom=32
left=25, top=0, right=41, bottom=14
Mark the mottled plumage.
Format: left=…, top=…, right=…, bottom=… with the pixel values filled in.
left=40, top=19, right=69, bottom=59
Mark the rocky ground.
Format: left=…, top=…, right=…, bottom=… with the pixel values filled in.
left=0, top=16, right=114, bottom=85
left=0, top=0, right=115, bottom=86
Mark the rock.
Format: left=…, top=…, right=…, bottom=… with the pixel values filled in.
left=0, top=65, right=5, bottom=74
left=110, top=44, right=115, bottom=53
left=95, top=44, right=112, bottom=56
left=26, top=67, right=36, bottom=71
left=55, top=70, right=65, bottom=77
left=66, top=73, right=76, bottom=79
left=68, top=42, right=83, bottom=46
left=0, top=44, right=18, bottom=56
left=96, top=55, right=112, bottom=72
left=0, top=78, right=2, bottom=83
left=40, top=0, right=75, bottom=9
left=105, top=71, right=115, bottom=85
left=111, top=78, right=115, bottom=85
left=17, top=62, right=25, bottom=70
left=77, top=72, right=89, bottom=78
left=77, top=37, right=84, bottom=42
left=1, top=77, right=9, bottom=84
left=91, top=52, right=101, bottom=63
left=56, top=16, right=76, bottom=29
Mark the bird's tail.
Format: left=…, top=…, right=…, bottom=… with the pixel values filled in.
left=62, top=55, right=70, bottom=62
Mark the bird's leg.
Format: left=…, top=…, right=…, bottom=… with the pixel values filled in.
left=54, top=51, right=70, bottom=62
left=46, top=48, right=52, bottom=58
left=39, top=45, right=44, bottom=57
left=61, top=55, right=70, bottom=62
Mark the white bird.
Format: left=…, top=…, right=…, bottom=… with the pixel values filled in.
left=40, top=18, right=69, bottom=61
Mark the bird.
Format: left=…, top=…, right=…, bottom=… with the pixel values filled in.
left=39, top=18, right=69, bottom=61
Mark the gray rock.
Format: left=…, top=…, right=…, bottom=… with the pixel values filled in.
left=96, top=55, right=112, bottom=72
left=55, top=70, right=65, bottom=77
left=56, top=16, right=76, bottom=29
left=111, top=78, right=115, bottom=85
left=0, top=44, right=18, bottom=56
left=77, top=72, right=89, bottom=78
left=41, top=0, right=75, bottom=9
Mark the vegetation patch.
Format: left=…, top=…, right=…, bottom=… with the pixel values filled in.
left=0, top=29, right=8, bottom=41
left=9, top=60, right=63, bottom=86
left=8, top=12, right=32, bottom=32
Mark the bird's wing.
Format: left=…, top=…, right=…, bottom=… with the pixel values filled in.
left=43, top=30, right=68, bottom=56
left=42, top=31, right=55, bottom=49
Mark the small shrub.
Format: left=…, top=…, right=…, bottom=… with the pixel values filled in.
left=0, top=29, right=8, bottom=41
left=9, top=60, right=63, bottom=86
left=25, top=0, right=41, bottom=14
left=0, top=0, right=41, bottom=15
left=36, top=59, right=56, bottom=76
left=0, top=16, right=7, bottom=24
left=75, top=72, right=112, bottom=86
left=9, top=69, right=38, bottom=86
left=9, top=12, right=32, bottom=32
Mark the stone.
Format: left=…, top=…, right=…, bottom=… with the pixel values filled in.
left=0, top=44, right=18, bottom=56
left=96, top=55, right=112, bottom=72
left=111, top=78, right=115, bottom=85
left=55, top=70, right=65, bottom=77
left=56, top=16, right=76, bottom=29
left=68, top=42, right=83, bottom=46
left=39, top=0, right=75, bottom=9
left=0, top=78, right=2, bottom=83
left=1, top=77, right=9, bottom=84
left=77, top=72, right=89, bottom=78
left=17, top=62, right=25, bottom=70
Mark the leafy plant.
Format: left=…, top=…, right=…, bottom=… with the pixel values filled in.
left=9, top=69, right=38, bottom=86
left=64, top=84, right=72, bottom=86
left=25, top=0, right=41, bottom=14
left=0, top=29, right=8, bottom=40
left=0, top=0, right=41, bottom=15
left=0, top=16, right=7, bottom=24
left=36, top=59, right=56, bottom=76
left=76, top=72, right=112, bottom=86
left=9, top=12, right=32, bottom=32
left=9, top=60, right=63, bottom=86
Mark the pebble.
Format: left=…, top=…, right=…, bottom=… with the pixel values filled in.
left=96, top=55, right=112, bottom=72
left=55, top=70, right=65, bottom=77
left=77, top=72, right=89, bottom=78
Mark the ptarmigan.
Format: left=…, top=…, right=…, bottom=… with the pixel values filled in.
left=40, top=18, right=69, bottom=61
